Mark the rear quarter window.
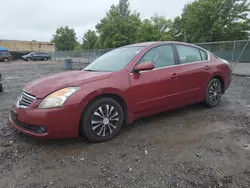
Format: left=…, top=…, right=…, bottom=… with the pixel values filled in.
left=199, top=50, right=208, bottom=61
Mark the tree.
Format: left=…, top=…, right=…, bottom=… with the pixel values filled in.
left=96, top=0, right=141, bottom=48
left=74, top=43, right=83, bottom=50
left=52, top=26, right=78, bottom=50
left=170, top=16, right=186, bottom=41
left=136, top=19, right=159, bottom=42
left=136, top=15, right=173, bottom=42
left=180, top=0, right=250, bottom=43
left=82, top=30, right=99, bottom=49
left=151, top=14, right=172, bottom=33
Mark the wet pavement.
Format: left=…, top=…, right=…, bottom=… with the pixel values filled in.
left=0, top=61, right=250, bottom=188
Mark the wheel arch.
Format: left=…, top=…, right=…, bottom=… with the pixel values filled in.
left=211, top=75, right=225, bottom=93
left=80, top=92, right=129, bottom=126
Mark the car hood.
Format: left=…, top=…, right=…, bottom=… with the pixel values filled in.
left=24, top=71, right=112, bottom=98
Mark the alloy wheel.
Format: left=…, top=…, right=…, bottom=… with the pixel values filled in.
left=207, top=80, right=222, bottom=106
left=91, top=105, right=119, bottom=137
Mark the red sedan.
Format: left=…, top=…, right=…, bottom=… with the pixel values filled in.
left=9, top=41, right=231, bottom=142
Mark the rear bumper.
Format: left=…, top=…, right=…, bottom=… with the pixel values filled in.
left=8, top=102, right=87, bottom=140
left=224, top=72, right=232, bottom=93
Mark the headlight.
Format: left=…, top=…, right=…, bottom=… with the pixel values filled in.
left=38, top=87, right=80, bottom=109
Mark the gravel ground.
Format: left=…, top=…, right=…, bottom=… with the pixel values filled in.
left=0, top=61, right=250, bottom=188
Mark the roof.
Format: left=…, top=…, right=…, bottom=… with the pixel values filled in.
left=124, top=42, right=160, bottom=47
left=122, top=41, right=207, bottom=51
left=123, top=41, right=201, bottom=47
left=0, top=47, right=8, bottom=52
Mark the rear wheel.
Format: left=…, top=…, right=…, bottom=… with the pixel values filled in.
left=205, top=78, right=223, bottom=108
left=44, top=57, right=48, bottom=61
left=80, top=97, right=124, bottom=142
left=3, top=58, right=9, bottom=62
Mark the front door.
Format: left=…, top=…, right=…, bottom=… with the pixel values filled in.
left=129, top=44, right=181, bottom=115
left=32, top=53, right=38, bottom=60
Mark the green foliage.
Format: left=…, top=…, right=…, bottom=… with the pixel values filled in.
left=136, top=19, right=159, bottom=42
left=52, top=26, right=78, bottom=51
left=180, top=0, right=250, bottom=42
left=83, top=30, right=99, bottom=49
left=96, top=0, right=141, bottom=48
left=170, top=16, right=185, bottom=41
left=151, top=14, right=172, bottom=33
left=52, top=0, right=250, bottom=50
left=136, top=15, right=173, bottom=42
left=74, top=43, right=83, bottom=50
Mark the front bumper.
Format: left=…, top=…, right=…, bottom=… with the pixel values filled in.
left=8, top=102, right=87, bottom=140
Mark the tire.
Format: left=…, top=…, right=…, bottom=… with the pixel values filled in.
left=44, top=57, right=48, bottom=61
left=3, top=58, right=9, bottom=62
left=27, top=58, right=31, bottom=61
left=80, top=97, right=124, bottom=143
left=205, top=78, right=223, bottom=108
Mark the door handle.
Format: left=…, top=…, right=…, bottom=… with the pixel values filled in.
left=204, top=65, right=211, bottom=70
left=171, top=73, right=179, bottom=78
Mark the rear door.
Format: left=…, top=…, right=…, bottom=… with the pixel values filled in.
left=174, top=44, right=212, bottom=102
left=129, top=44, right=182, bottom=114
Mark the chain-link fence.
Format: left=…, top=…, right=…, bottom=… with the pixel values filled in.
left=195, top=40, right=250, bottom=63
left=48, top=49, right=113, bottom=63
left=6, top=40, right=250, bottom=70
left=49, top=40, right=250, bottom=64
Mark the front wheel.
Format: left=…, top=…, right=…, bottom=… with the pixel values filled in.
left=80, top=97, right=124, bottom=142
left=3, top=58, right=9, bottom=62
left=205, top=78, right=223, bottom=108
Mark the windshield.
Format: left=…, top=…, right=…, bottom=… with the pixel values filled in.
left=27, top=52, right=34, bottom=56
left=82, top=46, right=144, bottom=72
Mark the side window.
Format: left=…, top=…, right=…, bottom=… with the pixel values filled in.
left=200, top=49, right=208, bottom=61
left=138, top=45, right=175, bottom=69
left=3, top=52, right=10, bottom=56
left=176, top=45, right=202, bottom=64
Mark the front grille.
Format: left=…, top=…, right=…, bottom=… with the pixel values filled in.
left=16, top=91, right=36, bottom=108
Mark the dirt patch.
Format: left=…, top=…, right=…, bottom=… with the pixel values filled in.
left=0, top=61, right=250, bottom=188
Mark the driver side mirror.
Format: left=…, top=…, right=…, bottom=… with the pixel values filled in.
left=133, top=62, right=154, bottom=73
